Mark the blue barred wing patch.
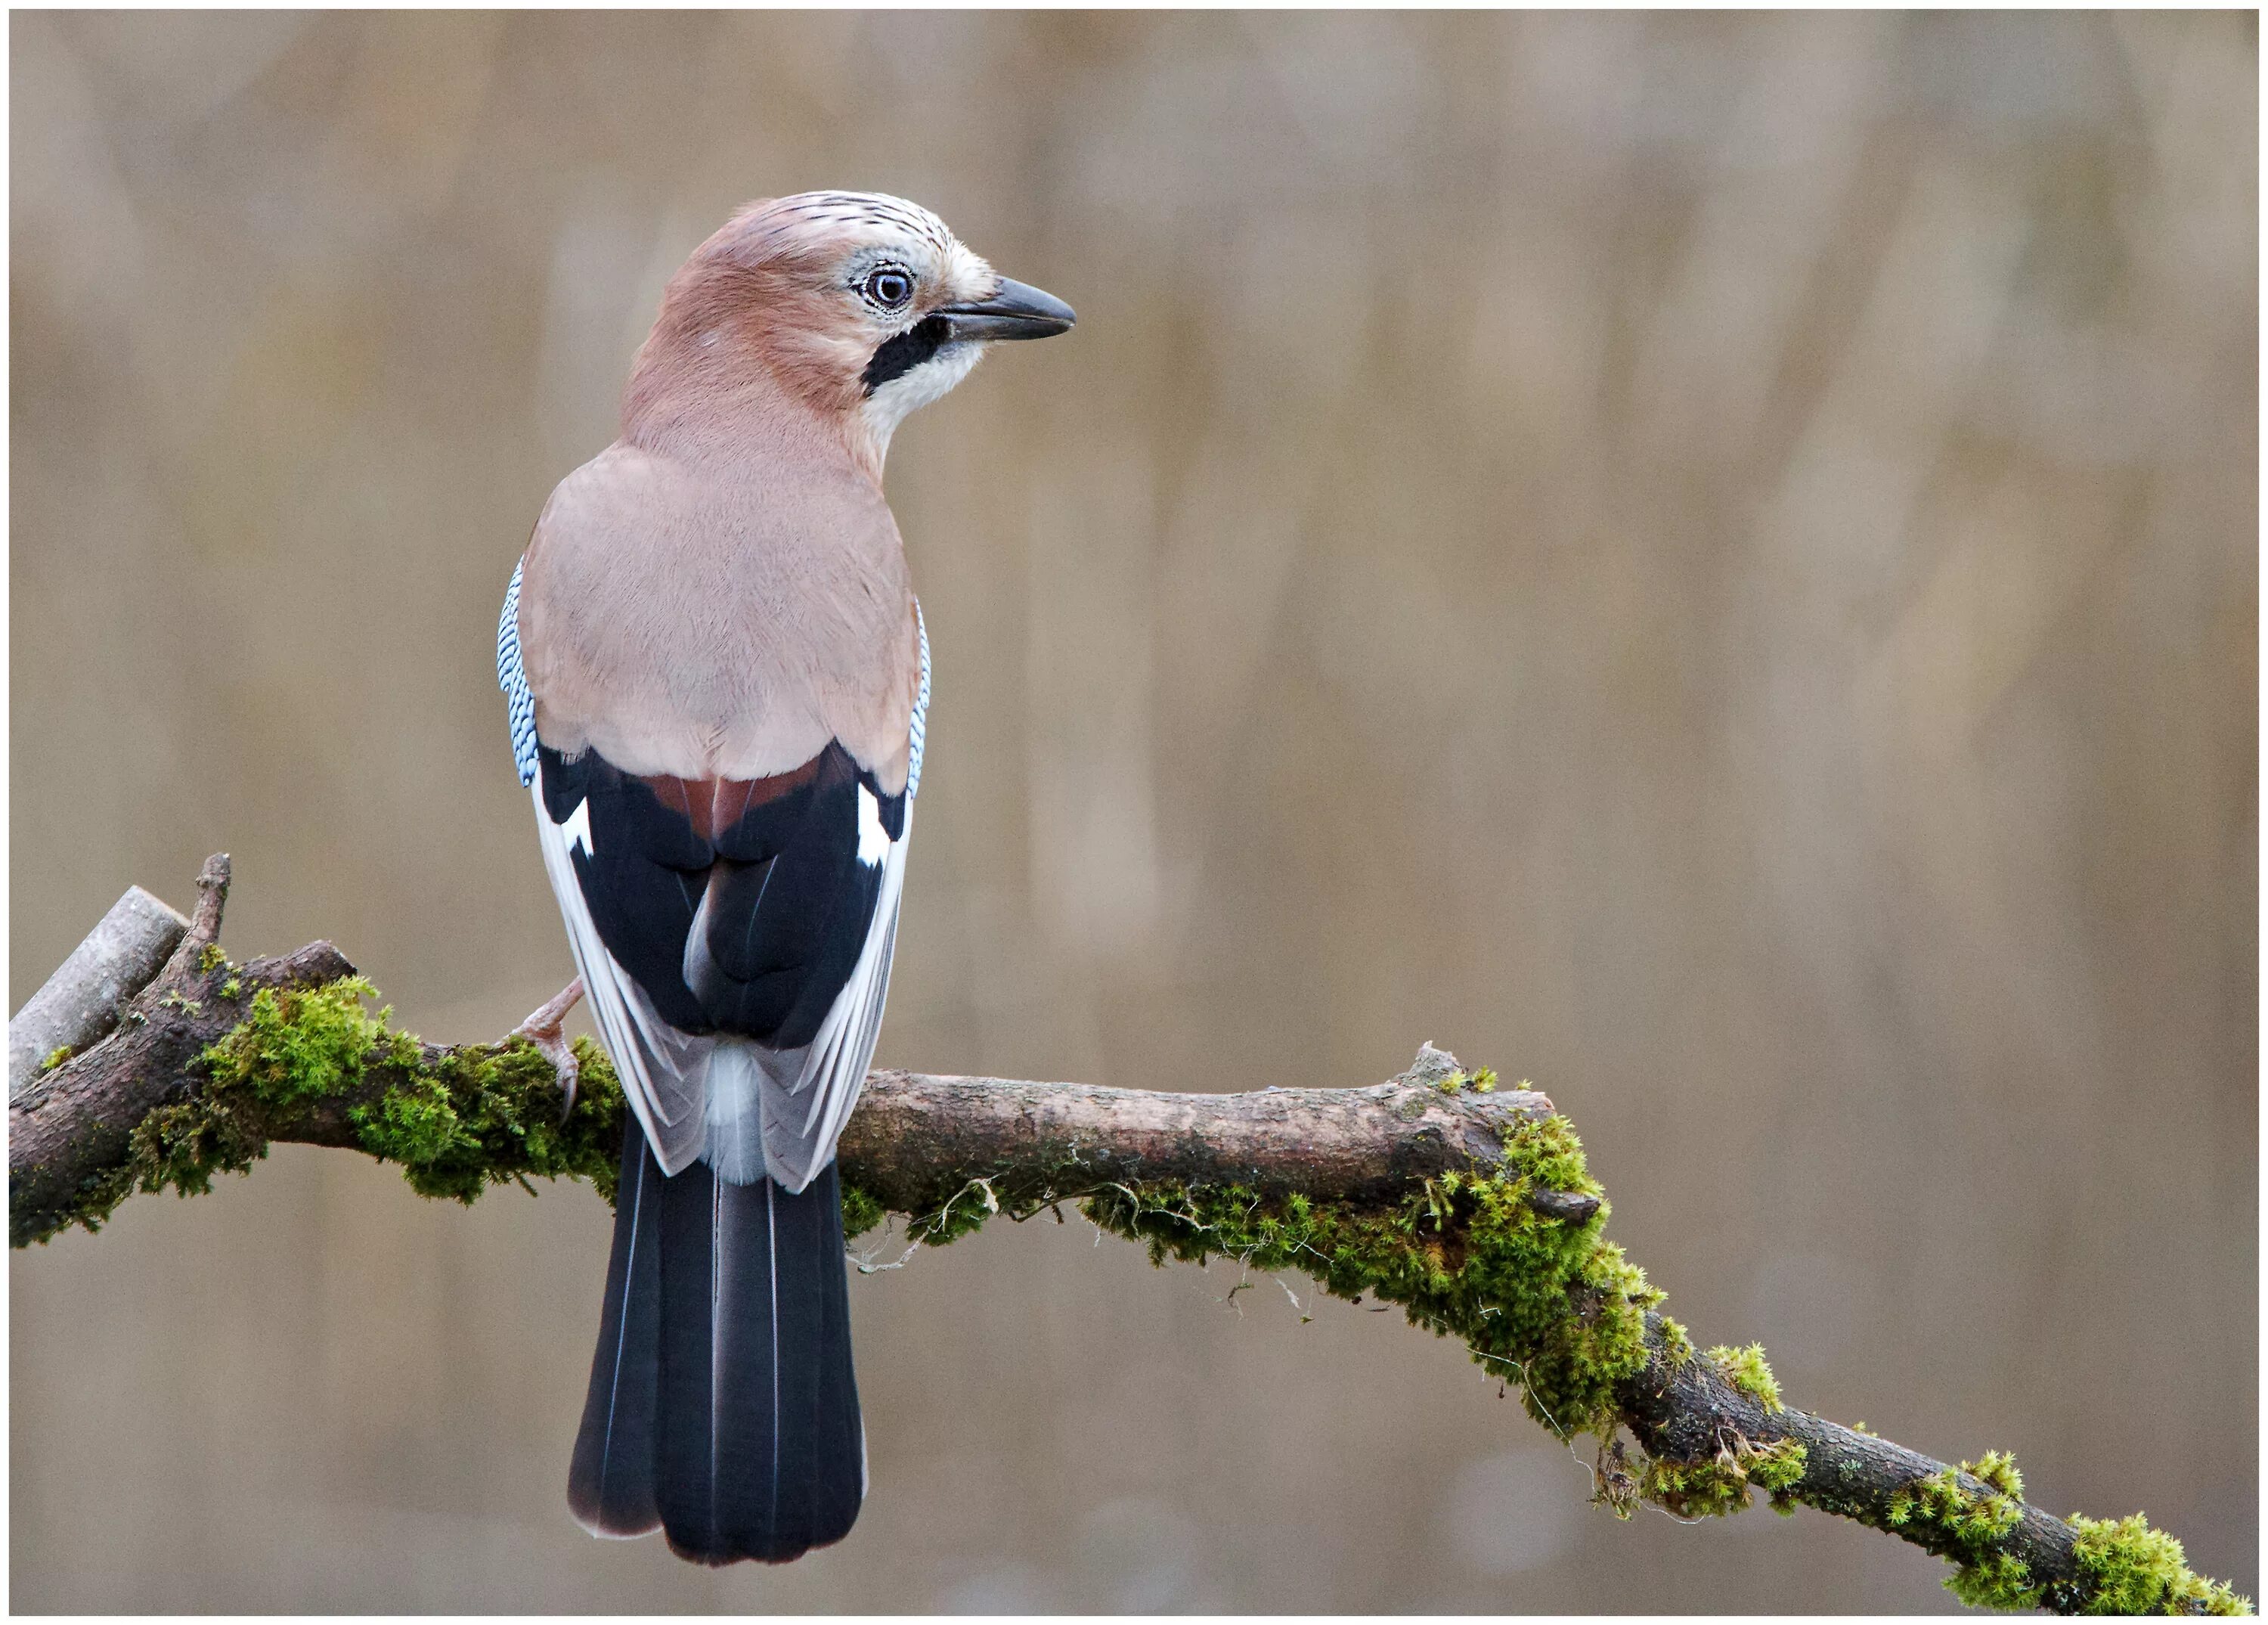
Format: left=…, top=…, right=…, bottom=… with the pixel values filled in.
left=498, top=558, right=538, bottom=786
left=908, top=600, right=932, bottom=799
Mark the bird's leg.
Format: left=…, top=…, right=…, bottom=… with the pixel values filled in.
left=510, top=977, right=586, bottom=1118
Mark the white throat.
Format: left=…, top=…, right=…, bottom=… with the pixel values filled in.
left=859, top=340, right=984, bottom=463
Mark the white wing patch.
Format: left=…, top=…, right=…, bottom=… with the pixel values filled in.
left=532, top=783, right=709, bottom=1175
left=562, top=798, right=596, bottom=858
left=855, top=785, right=888, bottom=868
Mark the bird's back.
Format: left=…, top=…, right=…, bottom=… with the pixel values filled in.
left=519, top=436, right=919, bottom=795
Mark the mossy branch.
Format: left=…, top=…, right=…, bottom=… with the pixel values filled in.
left=8, top=861, right=2248, bottom=1617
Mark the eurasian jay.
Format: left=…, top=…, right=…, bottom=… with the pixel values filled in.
left=495, top=192, right=1072, bottom=1565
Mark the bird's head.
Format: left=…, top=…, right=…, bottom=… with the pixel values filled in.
left=626, top=191, right=1074, bottom=473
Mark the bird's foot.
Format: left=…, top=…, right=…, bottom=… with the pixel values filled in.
left=510, top=977, right=586, bottom=1120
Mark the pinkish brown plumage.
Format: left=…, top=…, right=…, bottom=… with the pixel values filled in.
left=495, top=190, right=1071, bottom=1567
left=624, top=193, right=998, bottom=461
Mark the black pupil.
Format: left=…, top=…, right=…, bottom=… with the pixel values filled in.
left=872, top=271, right=909, bottom=305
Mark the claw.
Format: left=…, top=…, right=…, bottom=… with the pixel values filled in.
left=510, top=977, right=586, bottom=1121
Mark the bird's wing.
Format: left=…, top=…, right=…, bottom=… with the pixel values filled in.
left=749, top=803, right=909, bottom=1190
left=755, top=603, right=928, bottom=1189
left=528, top=774, right=714, bottom=1173
left=503, top=553, right=928, bottom=1187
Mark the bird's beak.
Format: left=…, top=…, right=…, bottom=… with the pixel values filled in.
left=936, top=278, right=1075, bottom=342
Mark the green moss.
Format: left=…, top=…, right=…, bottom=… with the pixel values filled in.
left=903, top=1177, right=1001, bottom=1248
left=1746, top=1437, right=1808, bottom=1495
left=1947, top=1550, right=2042, bottom=1611
left=364, top=1035, right=624, bottom=1204
left=129, top=1090, right=270, bottom=1199
left=14, top=979, right=626, bottom=1246
left=1658, top=1316, right=1696, bottom=1367
left=39, top=1045, right=73, bottom=1072
left=1430, top=1066, right=1501, bottom=1096
left=1641, top=1450, right=1755, bottom=1518
left=1888, top=1465, right=2023, bottom=1547
left=1637, top=1434, right=1806, bottom=1519
left=1706, top=1342, right=1783, bottom=1413
left=128, top=979, right=626, bottom=1210
left=1071, top=1111, right=1656, bottom=1440
left=2067, top=1512, right=2251, bottom=1616
left=1910, top=1492, right=2257, bottom=1616
left=839, top=1183, right=886, bottom=1240
left=1885, top=1459, right=2047, bottom=1611
left=1967, top=1449, right=2024, bottom=1500
left=197, top=978, right=394, bottom=1107
left=198, top=944, right=228, bottom=975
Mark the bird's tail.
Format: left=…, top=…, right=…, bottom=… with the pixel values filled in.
left=569, top=1133, right=866, bottom=1564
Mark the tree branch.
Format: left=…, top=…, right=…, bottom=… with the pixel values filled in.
left=7, top=859, right=2248, bottom=1617
left=8, top=882, right=190, bottom=1093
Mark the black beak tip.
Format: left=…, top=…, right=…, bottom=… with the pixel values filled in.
left=942, top=277, right=1076, bottom=340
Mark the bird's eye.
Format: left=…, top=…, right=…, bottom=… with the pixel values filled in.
left=863, top=268, right=914, bottom=309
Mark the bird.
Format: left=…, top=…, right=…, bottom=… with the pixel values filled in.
left=494, top=191, right=1072, bottom=1565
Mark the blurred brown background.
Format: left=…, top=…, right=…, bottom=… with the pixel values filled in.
left=11, top=9, right=2256, bottom=1613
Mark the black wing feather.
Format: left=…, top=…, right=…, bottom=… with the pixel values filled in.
left=538, top=741, right=900, bottom=1047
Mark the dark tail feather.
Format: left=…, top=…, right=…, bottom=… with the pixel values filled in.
left=652, top=1160, right=865, bottom=1565
left=569, top=1133, right=665, bottom=1537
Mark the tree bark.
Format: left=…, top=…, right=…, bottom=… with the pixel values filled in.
left=8, top=883, right=189, bottom=1093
